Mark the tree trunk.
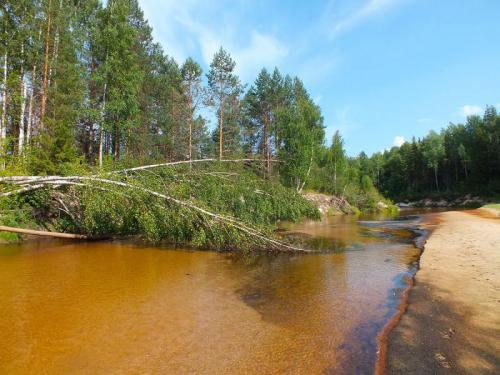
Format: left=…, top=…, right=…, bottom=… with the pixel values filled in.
left=40, top=0, right=53, bottom=134
left=0, top=53, right=7, bottom=136
left=1, top=53, right=8, bottom=170
left=98, top=82, right=107, bottom=168
left=113, top=129, right=120, bottom=160
left=26, top=89, right=33, bottom=149
left=219, top=90, right=224, bottom=160
left=333, top=163, right=337, bottom=195
left=264, top=112, right=271, bottom=176
left=18, top=44, right=26, bottom=155
left=18, top=80, right=27, bottom=155
left=27, top=28, right=41, bottom=144
left=0, top=225, right=88, bottom=239
left=88, top=119, right=94, bottom=163
left=434, top=165, right=439, bottom=192
left=98, top=128, right=104, bottom=167
left=188, top=92, right=193, bottom=166
left=298, top=150, right=314, bottom=193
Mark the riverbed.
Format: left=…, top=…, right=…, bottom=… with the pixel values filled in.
left=0, top=212, right=426, bottom=374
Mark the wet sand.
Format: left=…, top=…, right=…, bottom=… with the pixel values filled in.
left=386, top=211, right=500, bottom=374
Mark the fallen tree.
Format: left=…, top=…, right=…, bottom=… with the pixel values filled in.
left=0, top=159, right=319, bottom=252
left=0, top=225, right=88, bottom=239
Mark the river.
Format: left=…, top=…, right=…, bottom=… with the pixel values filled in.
left=0, top=211, right=428, bottom=374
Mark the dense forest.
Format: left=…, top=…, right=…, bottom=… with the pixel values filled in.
left=0, top=0, right=392, bottom=213
left=1, top=0, right=498, bottom=218
left=363, top=107, right=500, bottom=200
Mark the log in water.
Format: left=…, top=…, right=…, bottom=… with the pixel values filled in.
left=0, top=213, right=426, bottom=374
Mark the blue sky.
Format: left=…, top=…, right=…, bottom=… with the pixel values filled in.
left=140, top=0, right=500, bottom=155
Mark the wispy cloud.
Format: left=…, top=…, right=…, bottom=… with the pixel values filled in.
left=140, top=0, right=288, bottom=82
left=324, top=0, right=401, bottom=38
left=232, top=32, right=288, bottom=80
left=393, top=135, right=405, bottom=147
left=460, top=104, right=483, bottom=117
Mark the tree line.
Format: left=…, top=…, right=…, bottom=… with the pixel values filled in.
left=355, top=106, right=500, bottom=200
left=0, top=1, right=322, bottom=183
left=0, top=0, right=411, bottom=211
left=2, top=0, right=496, bottom=207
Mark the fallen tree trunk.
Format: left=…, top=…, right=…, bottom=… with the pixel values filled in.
left=0, top=225, right=88, bottom=239
left=0, top=176, right=311, bottom=252
left=0, top=159, right=314, bottom=252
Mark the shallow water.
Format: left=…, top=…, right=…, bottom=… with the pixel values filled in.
left=0, top=213, right=424, bottom=374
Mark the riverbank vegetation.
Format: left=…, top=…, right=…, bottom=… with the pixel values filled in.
left=0, top=0, right=395, bottom=247
left=0, top=162, right=319, bottom=249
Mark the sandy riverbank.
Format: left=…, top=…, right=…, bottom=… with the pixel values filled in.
left=386, top=210, right=500, bottom=374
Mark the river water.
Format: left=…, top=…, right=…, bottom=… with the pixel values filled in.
left=0, top=212, right=426, bottom=374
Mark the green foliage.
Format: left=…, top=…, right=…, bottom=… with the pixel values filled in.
left=0, top=195, right=38, bottom=242
left=206, top=47, right=243, bottom=158
left=278, top=92, right=324, bottom=191
left=0, top=0, right=402, bottom=246
left=371, top=107, right=500, bottom=200
left=33, top=163, right=319, bottom=250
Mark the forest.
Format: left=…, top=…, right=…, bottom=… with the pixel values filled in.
left=0, top=0, right=499, bottom=246
left=0, top=0, right=391, bottom=210
left=370, top=106, right=500, bottom=200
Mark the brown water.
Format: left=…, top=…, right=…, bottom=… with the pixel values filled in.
left=0, top=214, right=424, bottom=374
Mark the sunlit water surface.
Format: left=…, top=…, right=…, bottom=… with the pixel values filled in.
left=0, top=213, right=425, bottom=374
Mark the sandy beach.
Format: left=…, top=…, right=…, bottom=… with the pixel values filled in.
left=386, top=210, right=500, bottom=374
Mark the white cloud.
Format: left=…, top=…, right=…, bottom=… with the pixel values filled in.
left=460, top=105, right=483, bottom=117
left=393, top=136, right=405, bottom=147
left=325, top=0, right=401, bottom=38
left=233, top=31, right=289, bottom=81
left=140, top=0, right=288, bottom=82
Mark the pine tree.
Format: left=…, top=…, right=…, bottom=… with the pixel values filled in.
left=206, top=47, right=242, bottom=159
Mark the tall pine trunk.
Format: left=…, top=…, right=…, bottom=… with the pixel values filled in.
left=98, top=82, right=107, bottom=168
left=219, top=82, right=224, bottom=160
left=333, top=162, right=337, bottom=195
left=26, top=89, right=34, bottom=150
left=18, top=44, right=26, bottom=155
left=40, top=0, right=53, bottom=134
left=1, top=53, right=8, bottom=170
left=27, top=28, right=41, bottom=146
left=0, top=53, right=7, bottom=137
left=187, top=89, right=193, bottom=165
